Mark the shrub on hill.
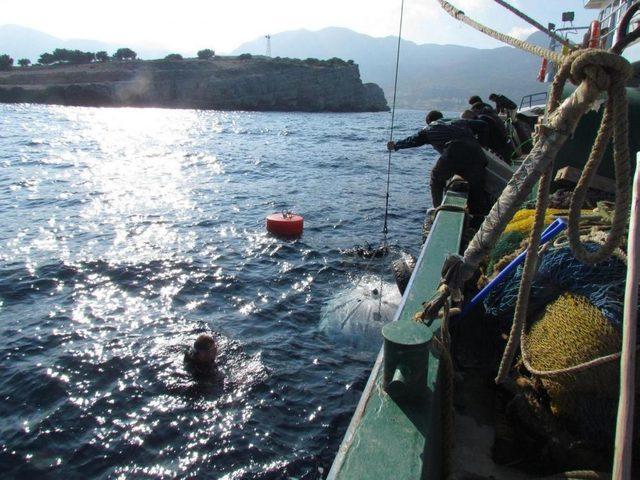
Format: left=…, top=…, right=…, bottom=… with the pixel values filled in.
left=52, top=48, right=95, bottom=64
left=17, top=58, right=31, bottom=67
left=164, top=53, right=183, bottom=61
left=238, top=53, right=252, bottom=59
left=0, top=54, right=14, bottom=70
left=197, top=49, right=215, bottom=59
left=95, top=51, right=110, bottom=62
left=114, top=48, right=137, bottom=61
left=38, top=52, right=55, bottom=65
left=327, top=57, right=347, bottom=65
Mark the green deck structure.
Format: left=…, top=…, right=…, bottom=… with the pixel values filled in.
left=328, top=191, right=467, bottom=480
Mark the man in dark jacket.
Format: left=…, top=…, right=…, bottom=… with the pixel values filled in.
left=387, top=110, right=489, bottom=216
left=489, top=93, right=518, bottom=116
left=462, top=109, right=514, bottom=163
left=468, top=95, right=495, bottom=115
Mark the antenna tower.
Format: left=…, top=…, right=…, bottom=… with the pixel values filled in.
left=265, top=35, right=272, bottom=57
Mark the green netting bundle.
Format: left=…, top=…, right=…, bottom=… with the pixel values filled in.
left=486, top=230, right=526, bottom=275
left=521, top=293, right=631, bottom=451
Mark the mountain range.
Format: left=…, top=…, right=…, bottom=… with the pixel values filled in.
left=232, top=27, right=548, bottom=110
left=2, top=24, right=548, bottom=110
left=0, top=24, right=170, bottom=64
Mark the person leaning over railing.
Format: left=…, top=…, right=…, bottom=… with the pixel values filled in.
left=387, top=110, right=489, bottom=218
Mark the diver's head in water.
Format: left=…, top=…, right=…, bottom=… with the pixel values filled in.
left=185, top=334, right=218, bottom=373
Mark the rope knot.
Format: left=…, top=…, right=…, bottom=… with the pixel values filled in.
left=567, top=49, right=632, bottom=90
left=414, top=254, right=475, bottom=323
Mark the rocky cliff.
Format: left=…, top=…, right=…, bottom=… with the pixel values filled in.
left=0, top=57, right=389, bottom=112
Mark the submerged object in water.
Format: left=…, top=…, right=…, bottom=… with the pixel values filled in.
left=266, top=211, right=304, bottom=237
left=340, top=243, right=390, bottom=258
left=392, top=253, right=417, bottom=295
left=319, top=275, right=401, bottom=351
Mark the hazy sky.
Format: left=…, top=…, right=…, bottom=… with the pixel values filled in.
left=2, top=0, right=599, bottom=54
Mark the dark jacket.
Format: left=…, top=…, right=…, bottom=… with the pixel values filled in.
left=492, top=94, right=518, bottom=114
left=393, top=120, right=490, bottom=214
left=393, top=119, right=484, bottom=154
left=470, top=102, right=495, bottom=115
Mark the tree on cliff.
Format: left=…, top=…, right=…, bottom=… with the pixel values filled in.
left=165, top=53, right=183, bottom=61
left=0, top=54, right=14, bottom=70
left=48, top=48, right=94, bottom=64
left=114, top=48, right=137, bottom=61
left=18, top=58, right=31, bottom=67
left=70, top=50, right=94, bottom=64
left=38, top=52, right=55, bottom=65
left=197, top=49, right=215, bottom=59
left=95, top=51, right=110, bottom=62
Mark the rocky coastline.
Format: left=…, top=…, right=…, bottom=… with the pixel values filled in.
left=0, top=56, right=389, bottom=112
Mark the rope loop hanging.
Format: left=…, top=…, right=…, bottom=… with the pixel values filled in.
left=417, top=2, right=633, bottom=386
left=539, top=48, right=632, bottom=268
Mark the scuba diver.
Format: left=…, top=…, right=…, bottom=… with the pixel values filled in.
left=184, top=334, right=218, bottom=376
left=387, top=110, right=489, bottom=217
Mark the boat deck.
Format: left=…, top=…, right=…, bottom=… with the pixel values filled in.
left=329, top=189, right=542, bottom=479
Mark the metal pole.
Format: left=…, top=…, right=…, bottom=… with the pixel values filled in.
left=612, top=153, right=640, bottom=480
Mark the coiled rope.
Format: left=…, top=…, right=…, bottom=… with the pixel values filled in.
left=417, top=1, right=633, bottom=387
left=495, top=48, right=632, bottom=383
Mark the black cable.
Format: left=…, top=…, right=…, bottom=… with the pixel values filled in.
left=382, top=0, right=405, bottom=242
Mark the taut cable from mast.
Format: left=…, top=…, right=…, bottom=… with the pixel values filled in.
left=492, top=0, right=576, bottom=50
left=382, top=0, right=405, bottom=245
left=436, top=0, right=563, bottom=63
left=378, top=0, right=405, bottom=314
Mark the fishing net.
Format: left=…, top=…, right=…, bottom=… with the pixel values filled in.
left=484, top=240, right=638, bottom=452
left=484, top=242, right=630, bottom=335
left=520, top=293, right=635, bottom=452
left=485, top=208, right=589, bottom=275
left=319, top=275, right=401, bottom=352
left=486, top=230, right=526, bottom=275
left=503, top=208, right=566, bottom=236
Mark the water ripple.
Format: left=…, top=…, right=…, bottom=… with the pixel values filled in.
left=0, top=104, right=437, bottom=479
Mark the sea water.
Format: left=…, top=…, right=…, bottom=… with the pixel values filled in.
left=0, top=104, right=438, bottom=479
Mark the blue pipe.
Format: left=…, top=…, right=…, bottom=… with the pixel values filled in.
left=459, top=217, right=568, bottom=317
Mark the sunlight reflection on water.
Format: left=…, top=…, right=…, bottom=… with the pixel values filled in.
left=0, top=104, right=436, bottom=478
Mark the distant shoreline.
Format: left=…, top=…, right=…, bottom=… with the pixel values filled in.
left=0, top=56, right=389, bottom=113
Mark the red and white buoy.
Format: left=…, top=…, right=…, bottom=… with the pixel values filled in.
left=266, top=211, right=304, bottom=237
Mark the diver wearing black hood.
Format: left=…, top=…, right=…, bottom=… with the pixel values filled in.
left=185, top=334, right=218, bottom=375
left=387, top=110, right=489, bottom=216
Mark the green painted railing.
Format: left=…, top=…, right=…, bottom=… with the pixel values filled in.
left=328, top=191, right=467, bottom=480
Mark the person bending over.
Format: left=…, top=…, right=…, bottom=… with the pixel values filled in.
left=461, top=109, right=514, bottom=163
left=387, top=110, right=489, bottom=216
left=489, top=93, right=518, bottom=117
left=468, top=95, right=495, bottom=115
